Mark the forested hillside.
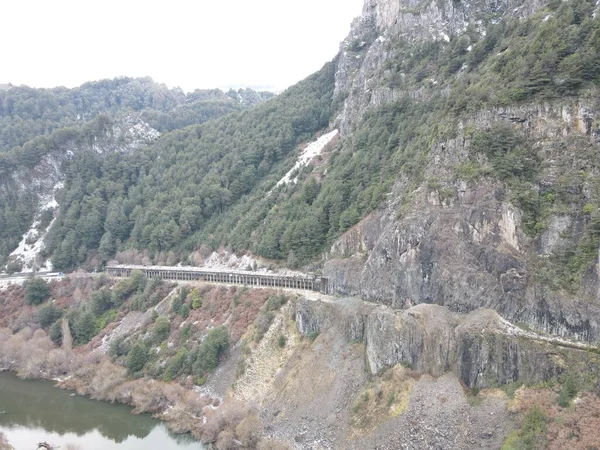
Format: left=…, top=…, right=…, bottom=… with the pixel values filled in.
left=3, top=0, right=600, bottom=448
left=44, top=63, right=336, bottom=270
left=0, top=78, right=272, bottom=153
left=0, top=79, right=273, bottom=269
left=2, top=0, right=600, bottom=278
left=44, top=0, right=600, bottom=273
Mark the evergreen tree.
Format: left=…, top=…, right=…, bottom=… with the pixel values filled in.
left=24, top=278, right=50, bottom=306
left=127, top=341, right=147, bottom=374
left=73, top=312, right=96, bottom=344
left=37, top=303, right=62, bottom=328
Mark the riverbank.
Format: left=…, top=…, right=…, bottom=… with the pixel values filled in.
left=3, top=274, right=600, bottom=449
left=0, top=326, right=282, bottom=449
left=0, top=274, right=294, bottom=449
left=0, top=371, right=202, bottom=449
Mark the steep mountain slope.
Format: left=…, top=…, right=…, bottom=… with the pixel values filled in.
left=0, top=78, right=273, bottom=152
left=1, top=0, right=600, bottom=447
left=2, top=0, right=600, bottom=395
left=4, top=0, right=598, bottom=344
left=322, top=0, right=600, bottom=343
left=39, top=64, right=337, bottom=270
left=0, top=80, right=273, bottom=269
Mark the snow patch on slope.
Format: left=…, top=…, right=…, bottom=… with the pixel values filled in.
left=201, top=250, right=306, bottom=277
left=204, top=251, right=258, bottom=271
left=92, top=115, right=160, bottom=154
left=275, top=129, right=339, bottom=189
left=8, top=182, right=63, bottom=272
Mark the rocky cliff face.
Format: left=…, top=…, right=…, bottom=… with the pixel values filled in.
left=325, top=98, right=600, bottom=341
left=333, top=0, right=551, bottom=134
left=324, top=0, right=600, bottom=343
left=296, top=297, right=600, bottom=388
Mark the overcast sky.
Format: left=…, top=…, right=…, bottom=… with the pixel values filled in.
left=2, top=0, right=364, bottom=93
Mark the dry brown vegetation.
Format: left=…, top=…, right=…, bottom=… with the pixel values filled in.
left=0, top=275, right=298, bottom=448
left=171, top=284, right=280, bottom=343
left=508, top=386, right=600, bottom=449
left=0, top=327, right=72, bottom=379
left=0, top=324, right=256, bottom=445
left=0, top=289, right=290, bottom=449
left=0, top=275, right=106, bottom=330
left=198, top=397, right=288, bottom=449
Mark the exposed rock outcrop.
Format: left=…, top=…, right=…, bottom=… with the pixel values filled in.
left=296, top=297, right=600, bottom=388
left=327, top=0, right=600, bottom=344
left=334, top=0, right=555, bottom=134
left=324, top=98, right=600, bottom=342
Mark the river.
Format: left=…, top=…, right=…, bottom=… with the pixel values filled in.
left=0, top=372, right=204, bottom=450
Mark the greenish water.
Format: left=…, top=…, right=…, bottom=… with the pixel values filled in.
left=0, top=372, right=204, bottom=450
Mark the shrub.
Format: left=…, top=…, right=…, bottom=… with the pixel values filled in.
left=502, top=406, right=548, bottom=450
left=49, top=320, right=62, bottom=346
left=91, top=287, right=114, bottom=316
left=37, top=303, right=62, bottom=328
left=164, top=349, right=188, bottom=380
left=113, top=270, right=146, bottom=304
left=557, top=374, right=579, bottom=407
left=180, top=323, right=192, bottom=340
left=179, top=304, right=190, bottom=319
left=501, top=381, right=523, bottom=399
left=400, top=360, right=413, bottom=370
left=93, top=309, right=118, bottom=333
left=265, top=294, right=288, bottom=312
left=108, top=336, right=128, bottom=359
left=308, top=331, right=320, bottom=341
left=24, top=277, right=50, bottom=305
left=152, top=316, right=171, bottom=344
left=192, top=326, right=230, bottom=376
left=72, top=311, right=96, bottom=345
left=189, top=289, right=202, bottom=309
left=171, top=294, right=184, bottom=315
left=5, top=260, right=22, bottom=275
left=235, top=414, right=262, bottom=448
left=126, top=341, right=148, bottom=374
left=583, top=203, right=595, bottom=215
left=277, top=335, right=287, bottom=348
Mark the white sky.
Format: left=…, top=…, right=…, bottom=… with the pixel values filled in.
left=2, top=0, right=364, bottom=92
